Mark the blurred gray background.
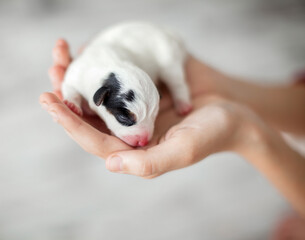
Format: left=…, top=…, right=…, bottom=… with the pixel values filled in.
left=1, top=0, right=305, bottom=239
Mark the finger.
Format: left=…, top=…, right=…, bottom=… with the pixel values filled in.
left=48, top=65, right=66, bottom=94
left=106, top=136, right=195, bottom=178
left=52, top=39, right=72, bottom=68
left=39, top=92, right=131, bottom=158
left=53, top=89, right=63, bottom=100
left=77, top=44, right=86, bottom=55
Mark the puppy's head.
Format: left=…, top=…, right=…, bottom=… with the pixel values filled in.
left=93, top=69, right=159, bottom=147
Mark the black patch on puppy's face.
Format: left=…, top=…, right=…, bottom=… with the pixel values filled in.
left=93, top=73, right=137, bottom=127
left=123, top=90, right=135, bottom=102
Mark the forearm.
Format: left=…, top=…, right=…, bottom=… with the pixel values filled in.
left=223, top=78, right=305, bottom=134
left=238, top=123, right=305, bottom=217
left=187, top=57, right=305, bottom=134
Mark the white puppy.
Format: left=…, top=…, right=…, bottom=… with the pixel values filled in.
left=62, top=22, right=192, bottom=147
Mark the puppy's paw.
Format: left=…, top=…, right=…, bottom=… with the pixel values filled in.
left=63, top=100, right=83, bottom=116
left=175, top=100, right=192, bottom=116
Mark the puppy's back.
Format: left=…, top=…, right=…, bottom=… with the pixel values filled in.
left=88, top=22, right=187, bottom=71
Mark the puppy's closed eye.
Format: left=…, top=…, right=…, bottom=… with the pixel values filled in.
left=115, top=108, right=136, bottom=126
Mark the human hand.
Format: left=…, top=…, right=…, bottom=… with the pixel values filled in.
left=39, top=39, right=261, bottom=178
left=41, top=39, right=132, bottom=158
left=40, top=39, right=305, bottom=220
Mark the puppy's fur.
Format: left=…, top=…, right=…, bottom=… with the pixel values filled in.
left=62, top=22, right=191, bottom=146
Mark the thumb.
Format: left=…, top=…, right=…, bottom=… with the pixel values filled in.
left=106, top=137, right=195, bottom=178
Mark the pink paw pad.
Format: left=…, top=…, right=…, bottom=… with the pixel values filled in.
left=63, top=100, right=83, bottom=116
left=175, top=101, right=193, bottom=116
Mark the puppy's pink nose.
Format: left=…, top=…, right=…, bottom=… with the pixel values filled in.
left=138, top=136, right=148, bottom=147
left=122, top=133, right=149, bottom=147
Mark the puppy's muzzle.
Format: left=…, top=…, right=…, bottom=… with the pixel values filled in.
left=122, top=132, right=149, bottom=147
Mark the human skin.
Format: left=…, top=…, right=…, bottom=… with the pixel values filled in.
left=185, top=57, right=305, bottom=135
left=40, top=39, right=305, bottom=217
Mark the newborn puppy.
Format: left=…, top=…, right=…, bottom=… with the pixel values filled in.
left=62, top=22, right=192, bottom=147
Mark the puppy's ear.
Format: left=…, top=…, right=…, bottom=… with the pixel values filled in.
left=93, top=86, right=109, bottom=106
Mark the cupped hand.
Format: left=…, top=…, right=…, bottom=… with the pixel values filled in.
left=40, top=39, right=249, bottom=178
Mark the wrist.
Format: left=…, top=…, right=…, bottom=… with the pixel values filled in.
left=232, top=113, right=281, bottom=167
left=233, top=110, right=305, bottom=216
left=225, top=105, right=272, bottom=159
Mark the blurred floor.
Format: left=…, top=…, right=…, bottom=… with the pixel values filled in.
left=0, top=0, right=305, bottom=240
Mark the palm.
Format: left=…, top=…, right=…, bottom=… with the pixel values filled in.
left=82, top=110, right=110, bottom=134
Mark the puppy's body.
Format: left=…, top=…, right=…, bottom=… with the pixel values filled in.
left=62, top=22, right=191, bottom=146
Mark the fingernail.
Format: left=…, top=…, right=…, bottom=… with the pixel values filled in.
left=40, top=102, right=48, bottom=110
left=107, top=156, right=122, bottom=172
left=49, top=110, right=59, bottom=122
